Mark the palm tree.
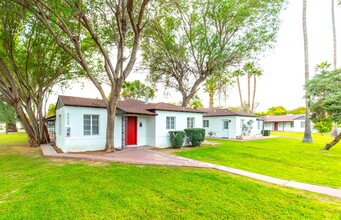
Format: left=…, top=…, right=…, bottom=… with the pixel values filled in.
left=204, top=74, right=218, bottom=108
left=242, top=62, right=262, bottom=113
left=251, top=68, right=263, bottom=113
left=332, top=0, right=337, bottom=70
left=302, top=0, right=313, bottom=143
left=331, top=0, right=339, bottom=137
left=233, top=69, right=244, bottom=111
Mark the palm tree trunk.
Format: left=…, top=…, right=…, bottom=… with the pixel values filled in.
left=236, top=76, right=243, bottom=110
left=302, top=0, right=313, bottom=143
left=332, top=0, right=337, bottom=69
left=252, top=75, right=257, bottom=113
left=209, top=92, right=214, bottom=108
left=247, top=72, right=251, bottom=113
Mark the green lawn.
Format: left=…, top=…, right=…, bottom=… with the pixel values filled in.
left=177, top=132, right=341, bottom=188
left=0, top=133, right=341, bottom=219
left=0, top=132, right=28, bottom=146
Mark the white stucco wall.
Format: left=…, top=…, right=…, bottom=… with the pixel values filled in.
left=154, top=111, right=203, bottom=148
left=56, top=106, right=122, bottom=152
left=203, top=116, right=259, bottom=139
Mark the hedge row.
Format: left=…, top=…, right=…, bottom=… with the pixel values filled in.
left=169, top=128, right=205, bottom=148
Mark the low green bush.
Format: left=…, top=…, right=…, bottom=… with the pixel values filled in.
left=184, top=128, right=205, bottom=147
left=169, top=131, right=186, bottom=148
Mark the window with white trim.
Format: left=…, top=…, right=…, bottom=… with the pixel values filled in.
left=223, top=121, right=229, bottom=129
left=187, top=117, right=195, bottom=128
left=166, top=117, right=176, bottom=129
left=240, top=119, right=245, bottom=128
left=290, top=122, right=294, bottom=127
left=203, top=120, right=209, bottom=128
left=84, top=115, right=99, bottom=135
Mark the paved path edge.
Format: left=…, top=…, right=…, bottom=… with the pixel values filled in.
left=40, top=144, right=341, bottom=199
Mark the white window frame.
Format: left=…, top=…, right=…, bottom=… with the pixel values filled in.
left=240, top=119, right=245, bottom=128
left=290, top=122, right=294, bottom=128
left=84, top=114, right=99, bottom=136
left=187, top=117, right=195, bottom=128
left=166, top=117, right=176, bottom=129
left=223, top=121, right=229, bottom=129
left=203, top=120, right=209, bottom=128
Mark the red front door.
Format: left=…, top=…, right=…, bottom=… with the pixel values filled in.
left=274, top=122, right=278, bottom=131
left=127, top=116, right=137, bottom=145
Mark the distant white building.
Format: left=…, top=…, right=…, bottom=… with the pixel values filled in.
left=55, top=96, right=203, bottom=152
left=263, top=114, right=307, bottom=132
left=201, top=108, right=263, bottom=139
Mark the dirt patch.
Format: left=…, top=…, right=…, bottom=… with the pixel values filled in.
left=49, top=157, right=111, bottom=166
left=0, top=145, right=41, bottom=157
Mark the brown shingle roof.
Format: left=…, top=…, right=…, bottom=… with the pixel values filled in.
left=59, top=95, right=106, bottom=108
left=263, top=114, right=304, bottom=122
left=200, top=108, right=257, bottom=117
left=57, top=96, right=203, bottom=115
left=146, top=102, right=204, bottom=113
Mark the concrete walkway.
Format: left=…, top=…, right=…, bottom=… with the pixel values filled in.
left=41, top=144, right=341, bottom=199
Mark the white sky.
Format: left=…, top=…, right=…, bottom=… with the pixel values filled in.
left=51, top=0, right=341, bottom=112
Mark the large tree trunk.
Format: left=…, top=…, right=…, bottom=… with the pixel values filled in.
left=323, top=132, right=341, bottom=150
left=251, top=75, right=257, bottom=113
left=247, top=72, right=251, bottom=113
left=236, top=76, right=243, bottom=110
left=302, top=0, right=313, bottom=143
left=5, top=123, right=17, bottom=133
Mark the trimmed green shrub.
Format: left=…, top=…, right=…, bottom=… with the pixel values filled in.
left=184, top=128, right=205, bottom=147
left=169, top=131, right=186, bottom=148
left=262, top=130, right=271, bottom=136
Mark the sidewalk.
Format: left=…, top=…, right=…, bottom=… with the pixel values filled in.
left=41, top=144, right=341, bottom=199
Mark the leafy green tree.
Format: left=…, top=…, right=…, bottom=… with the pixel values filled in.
left=0, top=3, right=74, bottom=146
left=204, top=73, right=230, bottom=108
left=188, top=95, right=204, bottom=109
left=143, top=0, right=285, bottom=107
left=313, top=121, right=333, bottom=134
left=121, top=80, right=155, bottom=101
left=0, top=101, right=18, bottom=132
left=12, top=0, right=150, bottom=151
left=266, top=106, right=287, bottom=115
left=306, top=68, right=341, bottom=150
left=47, top=104, right=56, bottom=117
left=287, top=107, right=306, bottom=114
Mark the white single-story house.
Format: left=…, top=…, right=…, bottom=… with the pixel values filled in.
left=55, top=96, right=203, bottom=152
left=263, top=114, right=306, bottom=132
left=200, top=108, right=263, bottom=139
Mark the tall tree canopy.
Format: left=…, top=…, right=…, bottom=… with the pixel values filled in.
left=0, top=2, right=74, bottom=146
left=121, top=80, right=155, bottom=101
left=143, top=0, right=285, bottom=107
left=306, top=68, right=341, bottom=150
left=11, top=0, right=150, bottom=151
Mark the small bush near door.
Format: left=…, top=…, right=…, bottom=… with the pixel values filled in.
left=169, top=131, right=186, bottom=148
left=184, top=128, right=205, bottom=147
